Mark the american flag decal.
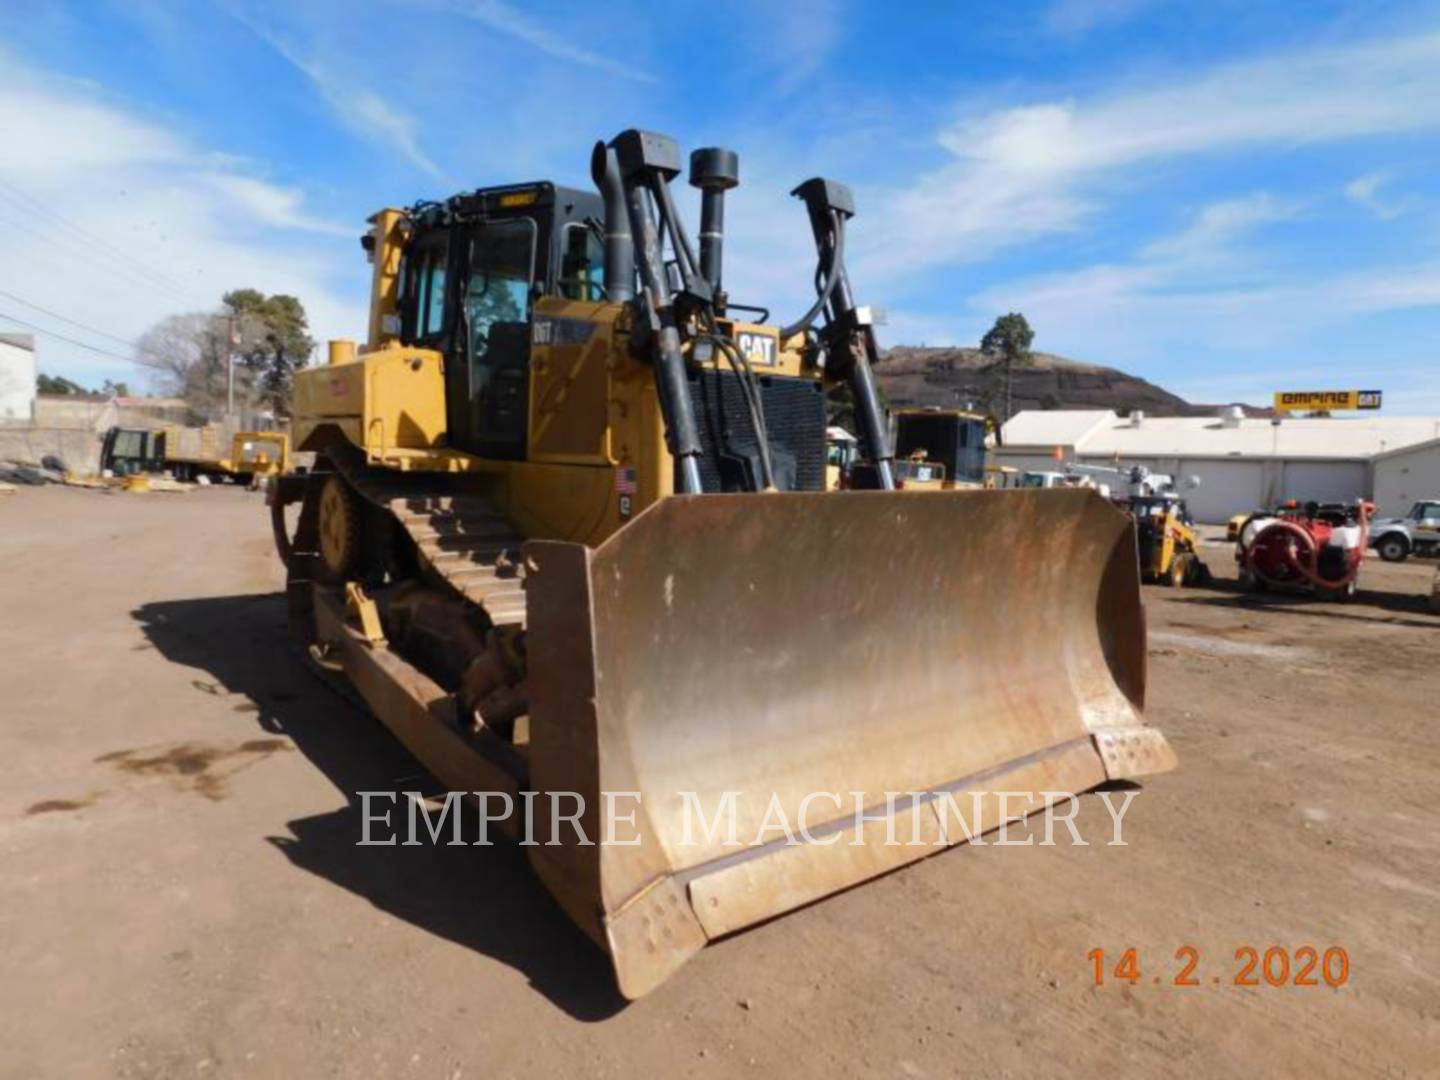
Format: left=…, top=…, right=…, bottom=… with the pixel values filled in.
left=615, top=467, right=637, bottom=495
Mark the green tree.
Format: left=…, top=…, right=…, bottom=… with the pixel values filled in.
left=223, top=289, right=315, bottom=417
left=36, top=373, right=88, bottom=395
left=980, top=312, right=1035, bottom=424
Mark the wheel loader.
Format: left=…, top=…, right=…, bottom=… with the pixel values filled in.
left=270, top=129, right=1175, bottom=999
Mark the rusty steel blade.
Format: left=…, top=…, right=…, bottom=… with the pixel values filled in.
left=523, top=488, right=1172, bottom=998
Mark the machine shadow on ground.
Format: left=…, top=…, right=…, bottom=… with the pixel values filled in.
left=131, top=593, right=627, bottom=1022
left=1171, top=573, right=1438, bottom=628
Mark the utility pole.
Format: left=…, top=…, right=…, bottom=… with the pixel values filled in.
left=1004, top=355, right=1013, bottom=426
left=226, top=315, right=240, bottom=426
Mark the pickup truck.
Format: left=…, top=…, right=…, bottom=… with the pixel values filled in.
left=1371, top=500, right=1440, bottom=562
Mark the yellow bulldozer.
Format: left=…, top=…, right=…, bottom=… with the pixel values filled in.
left=270, top=129, right=1174, bottom=998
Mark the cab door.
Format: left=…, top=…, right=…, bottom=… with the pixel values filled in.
left=449, top=217, right=537, bottom=460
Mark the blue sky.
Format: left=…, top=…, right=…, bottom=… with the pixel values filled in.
left=2, top=0, right=1438, bottom=410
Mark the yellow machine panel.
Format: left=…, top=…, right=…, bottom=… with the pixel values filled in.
left=293, top=344, right=447, bottom=460
left=529, top=299, right=620, bottom=465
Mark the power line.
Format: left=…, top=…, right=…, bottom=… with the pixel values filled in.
left=0, top=289, right=138, bottom=349
left=0, top=307, right=138, bottom=364
left=0, top=179, right=212, bottom=306
left=0, top=177, right=211, bottom=300
left=0, top=201, right=204, bottom=311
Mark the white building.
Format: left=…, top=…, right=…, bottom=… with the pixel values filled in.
left=0, top=333, right=36, bottom=421
left=998, top=408, right=1440, bottom=522
left=1373, top=438, right=1440, bottom=517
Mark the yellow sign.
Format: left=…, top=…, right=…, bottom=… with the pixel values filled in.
left=1273, top=390, right=1382, bottom=412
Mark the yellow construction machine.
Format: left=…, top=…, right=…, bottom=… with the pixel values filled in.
left=1129, top=494, right=1208, bottom=587
left=270, top=130, right=1174, bottom=998
left=102, top=425, right=290, bottom=483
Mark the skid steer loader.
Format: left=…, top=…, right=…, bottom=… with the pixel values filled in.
left=270, top=129, right=1175, bottom=999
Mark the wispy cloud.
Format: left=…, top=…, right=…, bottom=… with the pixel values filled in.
left=962, top=192, right=1302, bottom=339
left=0, top=47, right=364, bottom=383
left=862, top=30, right=1440, bottom=281
left=442, top=0, right=656, bottom=84
left=756, top=0, right=845, bottom=94
left=1140, top=192, right=1299, bottom=265
left=232, top=12, right=445, bottom=179
left=1044, top=0, right=1150, bottom=36
left=1343, top=170, right=1412, bottom=220
left=200, top=174, right=353, bottom=236
left=964, top=196, right=1440, bottom=374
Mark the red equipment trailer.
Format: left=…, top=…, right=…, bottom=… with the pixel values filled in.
left=1235, top=500, right=1374, bottom=600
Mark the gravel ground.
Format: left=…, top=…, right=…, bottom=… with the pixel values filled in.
left=2, top=486, right=1436, bottom=1078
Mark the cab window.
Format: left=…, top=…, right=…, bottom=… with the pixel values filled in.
left=462, top=217, right=536, bottom=458
left=402, top=233, right=450, bottom=341
left=558, top=222, right=605, bottom=300
left=422, top=257, right=447, bottom=336
left=466, top=219, right=534, bottom=358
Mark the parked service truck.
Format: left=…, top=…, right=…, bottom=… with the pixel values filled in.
left=1371, top=500, right=1440, bottom=562
left=101, top=425, right=290, bottom=484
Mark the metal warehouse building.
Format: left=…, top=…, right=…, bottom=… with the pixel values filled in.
left=997, top=409, right=1440, bottom=523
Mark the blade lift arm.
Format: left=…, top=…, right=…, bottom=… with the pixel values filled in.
left=788, top=178, right=896, bottom=491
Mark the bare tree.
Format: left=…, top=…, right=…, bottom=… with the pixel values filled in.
left=136, top=294, right=312, bottom=419
left=135, top=310, right=267, bottom=416
left=137, top=312, right=221, bottom=408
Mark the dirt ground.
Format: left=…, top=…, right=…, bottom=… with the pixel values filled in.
left=2, top=486, right=1437, bottom=1078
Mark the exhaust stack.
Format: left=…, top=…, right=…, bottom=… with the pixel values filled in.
left=590, top=142, right=636, bottom=303
left=688, top=147, right=739, bottom=308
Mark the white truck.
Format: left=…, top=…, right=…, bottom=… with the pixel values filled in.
left=1371, top=500, right=1440, bottom=562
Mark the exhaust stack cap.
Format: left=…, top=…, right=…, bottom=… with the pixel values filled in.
left=613, top=129, right=681, bottom=181
left=791, top=176, right=855, bottom=218
left=689, top=147, right=739, bottom=191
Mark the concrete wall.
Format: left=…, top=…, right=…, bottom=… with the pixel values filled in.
left=0, top=426, right=101, bottom=473
left=29, top=396, right=193, bottom=431
left=0, top=339, right=36, bottom=421
left=1374, top=443, right=1440, bottom=518
left=0, top=398, right=200, bottom=474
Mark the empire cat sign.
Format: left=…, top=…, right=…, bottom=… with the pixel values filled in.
left=1273, top=390, right=1383, bottom=413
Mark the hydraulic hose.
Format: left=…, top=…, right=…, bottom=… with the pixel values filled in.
left=705, top=330, right=777, bottom=491
left=780, top=211, right=846, bottom=341
left=1244, top=512, right=1371, bottom=592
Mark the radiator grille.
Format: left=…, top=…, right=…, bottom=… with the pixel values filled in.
left=682, top=369, right=827, bottom=493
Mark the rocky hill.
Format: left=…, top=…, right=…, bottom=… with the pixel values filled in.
left=875, top=346, right=1266, bottom=417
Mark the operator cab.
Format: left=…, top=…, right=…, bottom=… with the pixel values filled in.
left=1128, top=494, right=1193, bottom=525
left=391, top=183, right=606, bottom=460
left=891, top=409, right=988, bottom=487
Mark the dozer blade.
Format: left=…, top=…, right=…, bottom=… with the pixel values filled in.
left=522, top=487, right=1174, bottom=998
